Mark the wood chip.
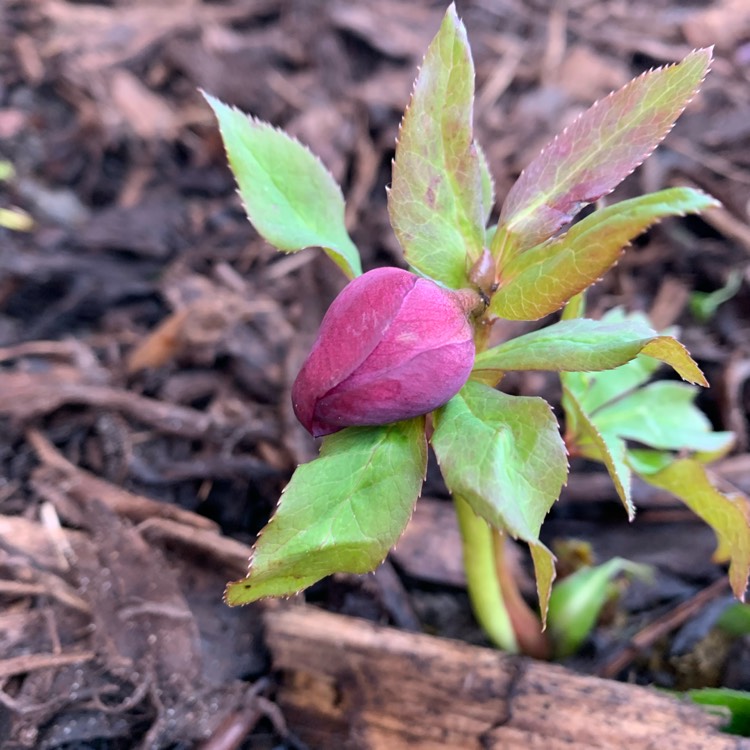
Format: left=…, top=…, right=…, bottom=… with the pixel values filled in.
left=265, top=604, right=735, bottom=749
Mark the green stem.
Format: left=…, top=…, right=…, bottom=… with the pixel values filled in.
left=454, top=494, right=518, bottom=652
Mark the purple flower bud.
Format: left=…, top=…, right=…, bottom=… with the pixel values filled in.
left=293, top=267, right=476, bottom=437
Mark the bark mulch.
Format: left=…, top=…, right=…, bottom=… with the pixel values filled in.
left=0, top=0, right=749, bottom=747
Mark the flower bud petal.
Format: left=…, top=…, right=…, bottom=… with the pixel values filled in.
left=292, top=267, right=475, bottom=437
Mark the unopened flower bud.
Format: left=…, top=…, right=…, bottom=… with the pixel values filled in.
left=293, top=267, right=476, bottom=437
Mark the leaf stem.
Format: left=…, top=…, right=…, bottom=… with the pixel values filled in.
left=454, top=495, right=518, bottom=652
left=454, top=287, right=524, bottom=652
left=493, top=529, right=549, bottom=659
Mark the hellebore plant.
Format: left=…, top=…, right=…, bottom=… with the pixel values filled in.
left=206, top=5, right=750, bottom=654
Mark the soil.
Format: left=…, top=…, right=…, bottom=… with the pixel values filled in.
left=0, top=0, right=749, bottom=747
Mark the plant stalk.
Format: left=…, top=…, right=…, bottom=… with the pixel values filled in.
left=492, top=528, right=549, bottom=659
left=453, top=291, right=548, bottom=654
left=453, top=494, right=518, bottom=652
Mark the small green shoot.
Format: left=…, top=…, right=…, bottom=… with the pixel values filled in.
left=688, top=689, right=750, bottom=736
left=690, top=271, right=743, bottom=323
left=0, top=161, right=33, bottom=231
left=547, top=557, right=652, bottom=658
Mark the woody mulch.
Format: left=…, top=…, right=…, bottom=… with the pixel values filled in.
left=0, top=0, right=749, bottom=746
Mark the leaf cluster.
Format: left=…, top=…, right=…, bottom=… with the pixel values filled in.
left=206, top=5, right=747, bottom=628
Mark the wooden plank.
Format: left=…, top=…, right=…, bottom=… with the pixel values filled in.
left=264, top=605, right=745, bottom=750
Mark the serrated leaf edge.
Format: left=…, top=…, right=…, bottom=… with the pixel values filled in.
left=499, top=48, right=714, bottom=247
left=563, top=384, right=634, bottom=520
left=387, top=4, right=484, bottom=286
left=203, top=91, right=361, bottom=278
left=431, top=387, right=569, bottom=544
left=494, top=187, right=718, bottom=321
left=225, top=421, right=428, bottom=606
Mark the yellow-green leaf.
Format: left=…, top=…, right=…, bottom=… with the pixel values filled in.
left=530, top=542, right=557, bottom=628
left=638, top=459, right=750, bottom=600
left=491, top=187, right=718, bottom=320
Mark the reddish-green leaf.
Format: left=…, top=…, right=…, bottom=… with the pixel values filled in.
left=472, top=316, right=707, bottom=385
left=493, top=49, right=712, bottom=257
left=225, top=419, right=426, bottom=604
left=638, top=459, right=750, bottom=600
left=388, top=4, right=485, bottom=288
left=205, top=94, right=362, bottom=279
left=491, top=187, right=718, bottom=320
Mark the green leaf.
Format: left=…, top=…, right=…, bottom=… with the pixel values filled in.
left=473, top=317, right=707, bottom=385
left=563, top=384, right=634, bottom=519
left=688, top=688, right=750, bottom=736
left=388, top=4, right=485, bottom=288
left=592, top=381, right=734, bottom=453
left=717, top=603, right=750, bottom=637
left=491, top=187, right=718, bottom=320
left=571, top=351, right=663, bottom=414
left=636, top=459, right=750, bottom=600
left=432, top=381, right=568, bottom=545
left=225, top=419, right=427, bottom=604
left=626, top=448, right=675, bottom=476
left=205, top=94, right=362, bottom=279
left=493, top=49, right=713, bottom=255
left=548, top=558, right=652, bottom=658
